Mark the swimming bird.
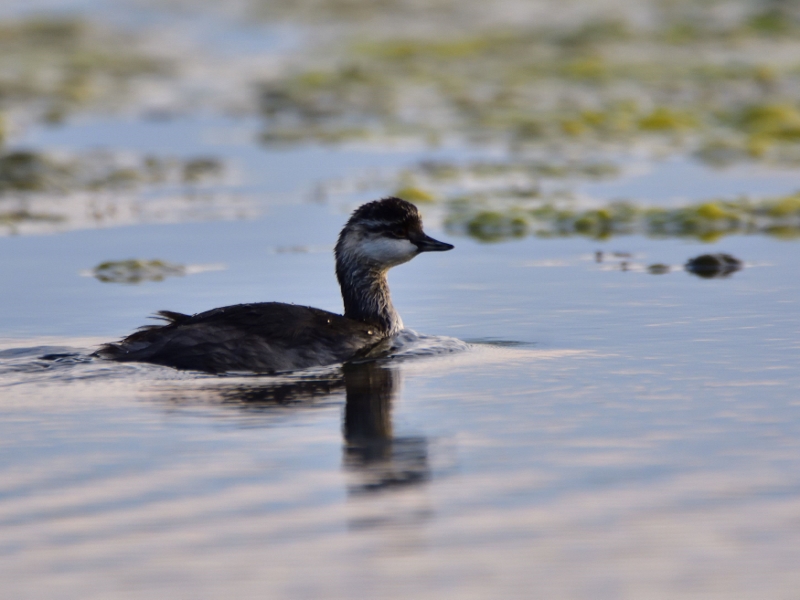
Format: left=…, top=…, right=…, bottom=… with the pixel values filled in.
left=96, top=197, right=453, bottom=373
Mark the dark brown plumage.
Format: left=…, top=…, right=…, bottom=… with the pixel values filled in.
left=96, top=198, right=453, bottom=374
left=97, top=304, right=382, bottom=373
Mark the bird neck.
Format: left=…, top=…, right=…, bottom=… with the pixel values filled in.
left=336, top=262, right=402, bottom=336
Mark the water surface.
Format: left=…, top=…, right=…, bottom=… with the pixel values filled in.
left=4, top=202, right=800, bottom=598
left=3, top=2, right=800, bottom=598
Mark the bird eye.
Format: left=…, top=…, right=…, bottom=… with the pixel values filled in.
left=390, top=227, right=406, bottom=239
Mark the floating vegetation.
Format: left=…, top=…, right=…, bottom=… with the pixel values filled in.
left=251, top=0, right=471, bottom=24
left=0, top=209, right=64, bottom=227
left=90, top=260, right=225, bottom=283
left=685, top=253, right=744, bottom=278
left=0, top=150, right=238, bottom=236
left=0, top=17, right=171, bottom=124
left=393, top=185, right=435, bottom=203
left=0, top=150, right=225, bottom=196
left=414, top=159, right=619, bottom=182
left=252, top=0, right=800, bottom=168
left=92, top=259, right=187, bottom=284
left=0, top=152, right=72, bottom=193
left=647, top=263, right=671, bottom=275
left=444, top=193, right=800, bottom=242
left=323, top=157, right=620, bottom=215
left=182, top=158, right=224, bottom=183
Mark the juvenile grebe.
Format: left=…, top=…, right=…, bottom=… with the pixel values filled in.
left=97, top=197, right=453, bottom=373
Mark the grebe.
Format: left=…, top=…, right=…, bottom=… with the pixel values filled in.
left=96, top=197, right=453, bottom=373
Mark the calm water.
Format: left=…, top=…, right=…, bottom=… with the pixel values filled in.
left=3, top=149, right=800, bottom=599
left=3, top=6, right=800, bottom=600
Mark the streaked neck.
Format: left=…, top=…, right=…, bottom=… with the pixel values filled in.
left=336, top=262, right=402, bottom=336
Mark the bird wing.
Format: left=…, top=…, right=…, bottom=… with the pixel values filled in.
left=98, top=303, right=382, bottom=373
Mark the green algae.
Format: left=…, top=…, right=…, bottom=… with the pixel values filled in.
left=444, top=192, right=800, bottom=243
left=648, top=263, right=671, bottom=274
left=393, top=185, right=435, bottom=203
left=0, top=151, right=225, bottom=196
left=0, top=209, right=64, bottom=226
left=182, top=158, right=224, bottom=183
left=746, top=5, right=796, bottom=37
left=0, top=152, right=72, bottom=193
left=92, top=259, right=186, bottom=284
left=420, top=158, right=618, bottom=182
left=4, top=0, right=800, bottom=246
left=251, top=0, right=800, bottom=167
left=0, top=17, right=171, bottom=124
left=462, top=209, right=529, bottom=242
left=638, top=108, right=699, bottom=132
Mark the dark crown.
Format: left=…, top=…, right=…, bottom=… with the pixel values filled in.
left=347, top=197, right=420, bottom=227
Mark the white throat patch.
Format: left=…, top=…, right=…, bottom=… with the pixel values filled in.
left=358, top=237, right=418, bottom=267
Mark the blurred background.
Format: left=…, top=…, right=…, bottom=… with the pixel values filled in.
left=4, top=0, right=800, bottom=245
left=2, top=1, right=800, bottom=598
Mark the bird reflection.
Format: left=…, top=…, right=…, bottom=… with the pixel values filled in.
left=213, top=376, right=344, bottom=411
left=159, top=361, right=430, bottom=495
left=342, top=362, right=429, bottom=494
